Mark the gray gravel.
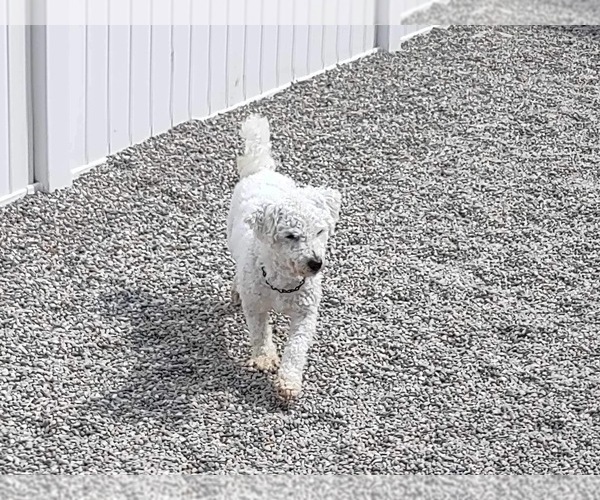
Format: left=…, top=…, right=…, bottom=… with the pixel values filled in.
left=1, top=26, right=600, bottom=474
left=3, top=476, right=600, bottom=500
left=404, top=0, right=600, bottom=24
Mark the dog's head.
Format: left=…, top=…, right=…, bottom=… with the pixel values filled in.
left=245, top=187, right=342, bottom=278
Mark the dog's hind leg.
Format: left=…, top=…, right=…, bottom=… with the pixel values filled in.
left=242, top=306, right=280, bottom=372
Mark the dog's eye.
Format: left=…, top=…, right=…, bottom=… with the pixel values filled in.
left=285, top=234, right=298, bottom=241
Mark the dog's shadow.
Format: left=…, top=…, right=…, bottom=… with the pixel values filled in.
left=84, top=285, right=287, bottom=424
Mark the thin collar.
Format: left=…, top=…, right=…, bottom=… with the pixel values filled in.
left=261, top=266, right=306, bottom=294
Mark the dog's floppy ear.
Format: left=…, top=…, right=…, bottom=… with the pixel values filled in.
left=244, top=203, right=280, bottom=241
left=301, top=186, right=342, bottom=234
left=318, top=187, right=342, bottom=225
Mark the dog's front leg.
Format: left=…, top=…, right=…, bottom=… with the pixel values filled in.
left=276, top=311, right=318, bottom=401
left=242, top=304, right=280, bottom=372
left=231, top=278, right=241, bottom=306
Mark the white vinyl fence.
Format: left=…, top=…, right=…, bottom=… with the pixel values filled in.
left=0, top=0, right=431, bottom=207
left=0, top=0, right=30, bottom=206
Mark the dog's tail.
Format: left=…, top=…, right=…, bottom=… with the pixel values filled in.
left=236, top=114, right=277, bottom=178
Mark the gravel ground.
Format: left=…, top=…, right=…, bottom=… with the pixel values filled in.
left=3, top=476, right=600, bottom=499
left=404, top=0, right=600, bottom=24
left=1, top=26, right=600, bottom=474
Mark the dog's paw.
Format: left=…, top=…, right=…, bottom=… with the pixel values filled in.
left=247, top=353, right=280, bottom=373
left=275, top=377, right=302, bottom=402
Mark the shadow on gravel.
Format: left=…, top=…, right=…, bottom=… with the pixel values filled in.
left=84, top=286, right=285, bottom=424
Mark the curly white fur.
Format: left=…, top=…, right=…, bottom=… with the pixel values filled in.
left=227, top=114, right=342, bottom=401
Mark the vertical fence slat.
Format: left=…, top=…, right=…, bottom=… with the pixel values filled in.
left=243, top=0, right=262, bottom=99
left=209, top=0, right=227, bottom=113
left=31, top=25, right=71, bottom=192
left=171, top=0, right=191, bottom=126
left=276, top=3, right=293, bottom=86
left=7, top=19, right=29, bottom=193
left=243, top=26, right=262, bottom=98
left=108, top=0, right=131, bottom=154
left=208, top=29, right=227, bottom=113
left=0, top=13, right=9, bottom=197
left=66, top=0, right=87, bottom=173
left=86, top=0, right=110, bottom=162
left=292, top=0, right=309, bottom=80
left=365, top=0, right=376, bottom=51
left=321, top=0, right=337, bottom=68
left=189, top=1, right=210, bottom=119
left=336, top=26, right=352, bottom=62
left=260, top=0, right=278, bottom=92
left=226, top=26, right=245, bottom=106
left=349, top=0, right=365, bottom=57
left=130, top=1, right=152, bottom=144
left=336, top=0, right=352, bottom=63
left=307, top=0, right=324, bottom=74
left=68, top=24, right=87, bottom=171
left=227, top=0, right=246, bottom=107
left=150, top=0, right=172, bottom=135
left=260, top=26, right=278, bottom=92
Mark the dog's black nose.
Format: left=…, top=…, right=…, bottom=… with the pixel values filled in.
left=307, top=259, right=323, bottom=272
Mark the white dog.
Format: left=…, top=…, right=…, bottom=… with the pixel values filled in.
left=226, top=114, right=342, bottom=401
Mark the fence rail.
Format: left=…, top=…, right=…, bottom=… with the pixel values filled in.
left=0, top=0, right=431, bottom=207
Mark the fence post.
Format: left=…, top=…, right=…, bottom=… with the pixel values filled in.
left=30, top=1, right=71, bottom=193
left=8, top=3, right=31, bottom=195
left=0, top=0, right=32, bottom=205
